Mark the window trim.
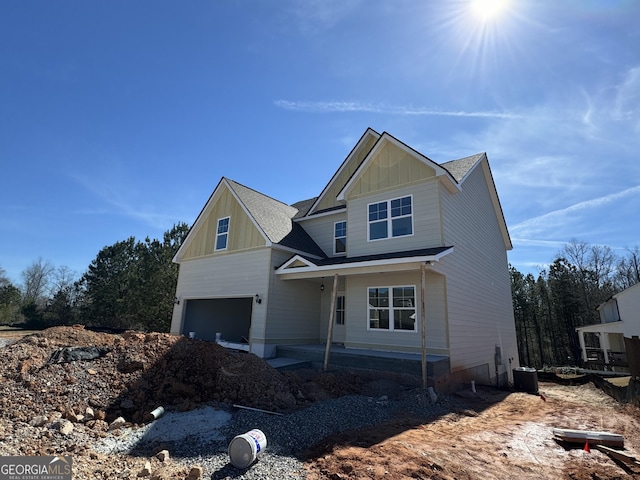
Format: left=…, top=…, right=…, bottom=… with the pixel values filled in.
left=335, top=294, right=345, bottom=325
left=367, top=194, right=414, bottom=242
left=334, top=220, right=347, bottom=255
left=214, top=216, right=230, bottom=251
left=367, top=284, right=417, bottom=332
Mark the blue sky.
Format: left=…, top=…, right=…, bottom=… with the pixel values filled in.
left=1, top=0, right=639, bottom=285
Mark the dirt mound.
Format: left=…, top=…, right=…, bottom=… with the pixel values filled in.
left=0, top=326, right=301, bottom=425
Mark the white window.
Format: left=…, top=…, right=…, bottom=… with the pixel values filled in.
left=335, top=295, right=345, bottom=325
left=368, top=195, right=413, bottom=241
left=334, top=221, right=346, bottom=255
left=368, top=285, right=416, bottom=331
left=215, top=216, right=230, bottom=251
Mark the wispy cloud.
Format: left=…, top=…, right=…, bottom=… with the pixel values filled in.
left=69, top=172, right=180, bottom=230
left=511, top=185, right=640, bottom=238
left=273, top=100, right=524, bottom=119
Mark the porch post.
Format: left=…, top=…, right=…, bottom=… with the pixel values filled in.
left=323, top=274, right=339, bottom=372
left=577, top=330, right=587, bottom=363
left=420, top=264, right=428, bottom=390
left=601, top=333, right=611, bottom=365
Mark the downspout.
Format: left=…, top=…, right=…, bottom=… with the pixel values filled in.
left=323, top=274, right=340, bottom=371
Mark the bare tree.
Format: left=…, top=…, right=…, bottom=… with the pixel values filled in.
left=0, top=266, right=9, bottom=288
left=21, top=258, right=55, bottom=306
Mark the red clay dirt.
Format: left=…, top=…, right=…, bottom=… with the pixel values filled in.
left=1, top=326, right=639, bottom=479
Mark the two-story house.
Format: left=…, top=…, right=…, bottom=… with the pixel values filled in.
left=170, top=128, right=519, bottom=388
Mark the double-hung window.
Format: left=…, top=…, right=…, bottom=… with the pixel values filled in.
left=368, top=195, right=413, bottom=241
left=215, top=216, right=230, bottom=251
left=334, top=221, right=346, bottom=254
left=368, top=285, right=416, bottom=331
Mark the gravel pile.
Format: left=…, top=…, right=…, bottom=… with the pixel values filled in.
left=96, top=389, right=452, bottom=480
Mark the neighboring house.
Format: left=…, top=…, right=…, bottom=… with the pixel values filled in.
left=170, top=128, right=519, bottom=387
left=576, top=282, right=640, bottom=372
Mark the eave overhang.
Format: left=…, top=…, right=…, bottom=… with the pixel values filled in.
left=275, top=246, right=453, bottom=280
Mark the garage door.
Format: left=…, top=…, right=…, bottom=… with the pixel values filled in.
left=182, top=298, right=252, bottom=343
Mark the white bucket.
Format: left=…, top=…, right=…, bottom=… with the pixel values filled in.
left=228, top=429, right=267, bottom=469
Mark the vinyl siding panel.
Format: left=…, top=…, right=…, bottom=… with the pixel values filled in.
left=298, top=211, right=346, bottom=257
left=181, top=185, right=265, bottom=260
left=337, top=272, right=448, bottom=353
left=265, top=249, right=322, bottom=343
left=170, top=248, right=271, bottom=339
left=347, top=181, right=443, bottom=258
left=439, top=161, right=518, bottom=380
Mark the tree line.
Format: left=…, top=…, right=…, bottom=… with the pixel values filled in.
left=511, top=241, right=640, bottom=369
left=0, top=223, right=189, bottom=332
left=2, top=230, right=638, bottom=369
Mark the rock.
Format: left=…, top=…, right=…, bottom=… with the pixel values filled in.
left=120, top=399, right=135, bottom=409
left=186, top=465, right=203, bottom=479
left=108, top=416, right=126, bottom=431
left=55, top=420, right=74, bottom=435
left=137, top=461, right=152, bottom=477
left=85, top=406, right=95, bottom=419
left=29, top=415, right=48, bottom=427
left=156, top=450, right=170, bottom=462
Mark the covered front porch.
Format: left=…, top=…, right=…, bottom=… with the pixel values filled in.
left=576, top=322, right=629, bottom=372
left=274, top=247, right=454, bottom=388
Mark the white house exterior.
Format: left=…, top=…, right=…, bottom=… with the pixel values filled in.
left=170, top=129, right=519, bottom=387
left=577, top=282, right=640, bottom=371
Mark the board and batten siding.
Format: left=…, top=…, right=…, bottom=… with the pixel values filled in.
left=439, top=161, right=518, bottom=382
left=264, top=249, right=323, bottom=344
left=313, top=134, right=379, bottom=212
left=338, top=271, right=448, bottom=353
left=346, top=181, right=443, bottom=258
left=347, top=141, right=437, bottom=198
left=181, top=184, right=265, bottom=260
left=297, top=211, right=346, bottom=258
left=170, top=248, right=271, bottom=340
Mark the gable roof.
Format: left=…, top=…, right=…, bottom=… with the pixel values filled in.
left=336, top=132, right=459, bottom=202
left=304, top=128, right=381, bottom=216
left=440, top=153, right=485, bottom=182
left=174, top=178, right=325, bottom=262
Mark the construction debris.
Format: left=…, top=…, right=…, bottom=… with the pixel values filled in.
left=552, top=427, right=625, bottom=448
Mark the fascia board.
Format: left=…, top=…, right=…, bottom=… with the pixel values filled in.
left=275, top=248, right=453, bottom=277
left=336, top=132, right=459, bottom=201
left=173, top=177, right=226, bottom=263
left=306, top=128, right=380, bottom=215
left=172, top=178, right=271, bottom=263
left=271, top=243, right=325, bottom=260
left=478, top=158, right=513, bottom=251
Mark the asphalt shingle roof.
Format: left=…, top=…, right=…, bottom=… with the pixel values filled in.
left=226, top=179, right=326, bottom=258
left=440, top=153, right=485, bottom=183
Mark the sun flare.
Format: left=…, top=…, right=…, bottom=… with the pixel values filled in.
left=471, top=0, right=509, bottom=21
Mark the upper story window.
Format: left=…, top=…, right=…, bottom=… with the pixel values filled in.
left=368, top=195, right=413, bottom=241
left=215, top=216, right=230, bottom=251
left=334, top=221, right=346, bottom=254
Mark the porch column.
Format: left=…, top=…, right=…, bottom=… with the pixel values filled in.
left=601, top=333, right=611, bottom=365
left=577, top=330, right=587, bottom=362
left=323, top=274, right=340, bottom=372
left=420, top=264, right=428, bottom=390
